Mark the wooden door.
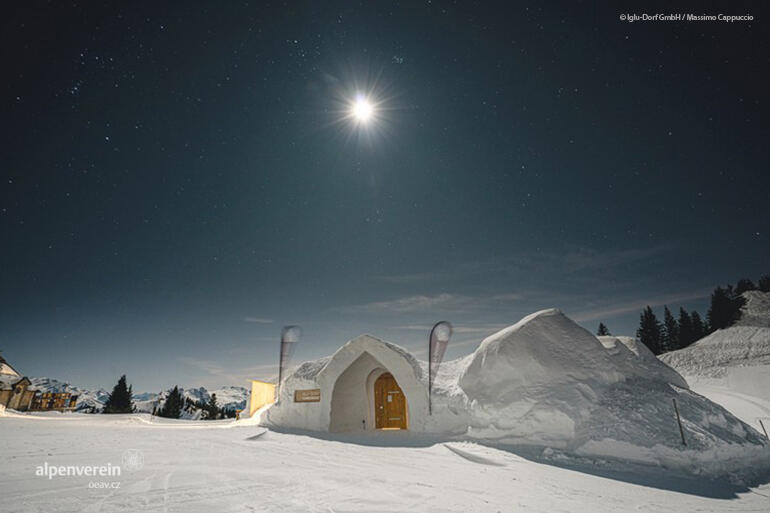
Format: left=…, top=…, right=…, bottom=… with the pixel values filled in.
left=374, top=373, right=407, bottom=429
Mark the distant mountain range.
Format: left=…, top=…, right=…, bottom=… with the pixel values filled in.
left=29, top=377, right=249, bottom=418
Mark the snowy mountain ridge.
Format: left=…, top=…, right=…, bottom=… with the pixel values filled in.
left=29, top=377, right=249, bottom=416
left=28, top=377, right=110, bottom=412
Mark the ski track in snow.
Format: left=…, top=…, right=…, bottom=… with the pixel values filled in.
left=1, top=413, right=770, bottom=513
left=689, top=382, right=770, bottom=435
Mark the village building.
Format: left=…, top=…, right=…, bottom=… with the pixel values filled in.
left=0, top=353, right=77, bottom=412
left=0, top=354, right=36, bottom=411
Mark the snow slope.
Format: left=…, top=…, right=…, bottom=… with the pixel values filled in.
left=661, top=291, right=770, bottom=379
left=0, top=413, right=768, bottom=513
left=660, top=291, right=770, bottom=427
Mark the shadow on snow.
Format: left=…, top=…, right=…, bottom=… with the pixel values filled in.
left=255, top=426, right=770, bottom=500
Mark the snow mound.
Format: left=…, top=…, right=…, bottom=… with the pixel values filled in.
left=597, top=335, right=688, bottom=387
left=454, top=309, right=768, bottom=475
left=461, top=309, right=626, bottom=399
left=460, top=310, right=687, bottom=402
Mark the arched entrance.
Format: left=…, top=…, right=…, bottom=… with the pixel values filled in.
left=320, top=336, right=427, bottom=433
left=374, top=372, right=408, bottom=429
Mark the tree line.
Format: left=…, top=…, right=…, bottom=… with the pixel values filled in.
left=597, top=274, right=768, bottom=356
left=101, top=376, right=236, bottom=419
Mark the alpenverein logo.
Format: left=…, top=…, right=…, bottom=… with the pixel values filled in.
left=121, top=449, right=144, bottom=472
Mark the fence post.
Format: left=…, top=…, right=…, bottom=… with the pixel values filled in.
left=672, top=398, right=686, bottom=446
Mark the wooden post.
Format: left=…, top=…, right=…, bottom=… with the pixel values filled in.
left=672, top=398, right=686, bottom=446
left=760, top=419, right=769, bottom=440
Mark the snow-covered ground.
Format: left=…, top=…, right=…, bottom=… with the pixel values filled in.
left=660, top=291, right=770, bottom=433
left=1, top=412, right=769, bottom=513
left=689, top=382, right=770, bottom=431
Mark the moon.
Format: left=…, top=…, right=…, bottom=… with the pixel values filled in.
left=351, top=96, right=374, bottom=123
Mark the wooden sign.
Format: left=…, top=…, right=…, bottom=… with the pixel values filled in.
left=294, top=389, right=321, bottom=402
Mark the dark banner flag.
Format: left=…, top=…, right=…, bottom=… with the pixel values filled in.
left=428, top=321, right=452, bottom=415
left=278, top=325, right=302, bottom=401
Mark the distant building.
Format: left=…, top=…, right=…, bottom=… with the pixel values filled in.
left=0, top=354, right=36, bottom=411
left=0, top=353, right=77, bottom=412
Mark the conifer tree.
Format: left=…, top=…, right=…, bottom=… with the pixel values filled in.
left=690, top=311, right=706, bottom=341
left=596, top=323, right=611, bottom=336
left=677, top=308, right=693, bottom=349
left=205, top=393, right=219, bottom=420
left=661, top=306, right=679, bottom=353
left=735, top=278, right=756, bottom=294
left=637, top=306, right=663, bottom=355
left=103, top=375, right=134, bottom=413
left=707, top=285, right=745, bottom=331
left=759, top=275, right=770, bottom=293
left=159, top=386, right=183, bottom=419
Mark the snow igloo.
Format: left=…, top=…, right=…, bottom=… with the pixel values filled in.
left=262, top=309, right=769, bottom=473
left=265, top=334, right=431, bottom=432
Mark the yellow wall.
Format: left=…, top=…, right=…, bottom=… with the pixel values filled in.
left=249, top=380, right=276, bottom=416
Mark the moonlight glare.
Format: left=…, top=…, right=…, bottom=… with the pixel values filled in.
left=351, top=95, right=374, bottom=123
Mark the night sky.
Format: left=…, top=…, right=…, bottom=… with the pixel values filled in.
left=2, top=2, right=768, bottom=391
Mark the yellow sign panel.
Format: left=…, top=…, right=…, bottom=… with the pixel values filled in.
left=294, top=389, right=321, bottom=402
left=249, top=380, right=276, bottom=416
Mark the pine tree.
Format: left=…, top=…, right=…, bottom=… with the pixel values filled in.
left=205, top=393, right=219, bottom=420
left=596, top=322, right=611, bottom=336
left=103, top=375, right=134, bottom=413
left=735, top=278, right=756, bottom=294
left=637, top=306, right=663, bottom=355
left=707, top=285, right=745, bottom=331
left=661, top=306, right=679, bottom=353
left=677, top=308, right=693, bottom=349
left=690, top=310, right=707, bottom=341
left=158, top=386, right=183, bottom=419
left=759, top=275, right=770, bottom=293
